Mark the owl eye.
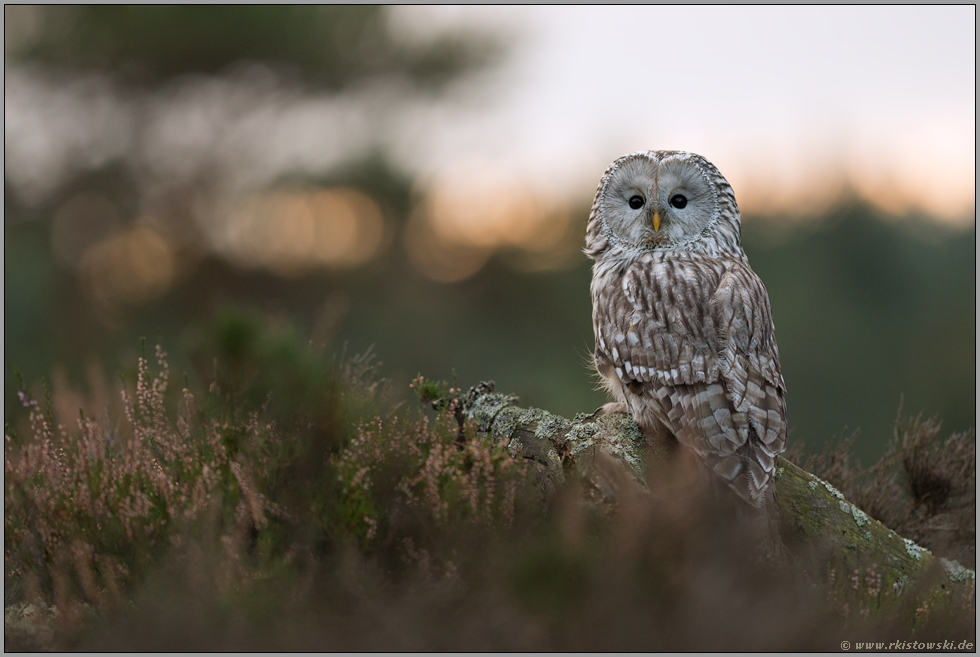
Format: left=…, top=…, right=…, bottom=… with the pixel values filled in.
left=628, top=195, right=644, bottom=210
left=669, top=194, right=688, bottom=209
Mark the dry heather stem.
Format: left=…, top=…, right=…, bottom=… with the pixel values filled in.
left=4, top=346, right=280, bottom=617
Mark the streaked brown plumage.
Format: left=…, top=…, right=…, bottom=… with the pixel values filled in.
left=585, top=150, right=787, bottom=543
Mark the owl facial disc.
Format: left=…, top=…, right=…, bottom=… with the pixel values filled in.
left=584, top=150, right=743, bottom=260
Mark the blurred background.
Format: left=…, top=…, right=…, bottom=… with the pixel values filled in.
left=4, top=6, right=975, bottom=464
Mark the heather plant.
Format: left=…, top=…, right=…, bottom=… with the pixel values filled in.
left=4, top=315, right=975, bottom=650
left=3, top=314, right=545, bottom=648
left=5, top=342, right=284, bottom=620
left=6, top=312, right=343, bottom=624
left=788, top=408, right=976, bottom=566
left=334, top=379, right=534, bottom=576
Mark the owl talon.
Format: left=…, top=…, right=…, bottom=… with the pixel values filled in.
left=576, top=402, right=628, bottom=423
left=599, top=402, right=629, bottom=416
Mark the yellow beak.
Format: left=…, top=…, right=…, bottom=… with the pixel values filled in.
left=652, top=211, right=661, bottom=232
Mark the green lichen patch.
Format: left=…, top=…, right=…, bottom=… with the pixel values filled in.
left=565, top=420, right=599, bottom=446
left=609, top=413, right=644, bottom=445
left=775, top=458, right=945, bottom=593
left=838, top=500, right=871, bottom=527
left=564, top=413, right=646, bottom=476
left=822, top=480, right=846, bottom=500
left=510, top=408, right=571, bottom=454
left=467, top=391, right=520, bottom=433
left=565, top=422, right=603, bottom=464
left=459, top=387, right=976, bottom=620
left=533, top=412, right=571, bottom=443
left=490, top=406, right=521, bottom=446
left=515, top=407, right=546, bottom=430
left=598, top=430, right=645, bottom=474
left=850, top=505, right=870, bottom=527
left=941, top=557, right=976, bottom=583
left=903, top=537, right=928, bottom=561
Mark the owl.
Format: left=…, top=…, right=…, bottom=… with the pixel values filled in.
left=585, top=150, right=786, bottom=543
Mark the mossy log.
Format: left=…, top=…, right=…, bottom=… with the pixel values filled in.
left=461, top=383, right=976, bottom=600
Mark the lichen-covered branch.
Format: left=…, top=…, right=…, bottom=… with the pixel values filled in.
left=460, top=382, right=976, bottom=598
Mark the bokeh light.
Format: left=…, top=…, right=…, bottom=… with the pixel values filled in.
left=404, top=164, right=572, bottom=282
left=3, top=5, right=975, bottom=471
left=403, top=203, right=493, bottom=284
left=80, top=226, right=174, bottom=308
left=211, top=187, right=387, bottom=277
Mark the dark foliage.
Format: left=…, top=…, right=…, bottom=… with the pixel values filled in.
left=9, top=6, right=503, bottom=92
left=5, top=317, right=975, bottom=650
left=788, top=409, right=976, bottom=567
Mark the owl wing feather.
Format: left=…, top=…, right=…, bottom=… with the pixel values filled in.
left=594, top=252, right=787, bottom=506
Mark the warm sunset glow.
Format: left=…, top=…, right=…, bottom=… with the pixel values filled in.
left=80, top=226, right=175, bottom=307
left=392, top=6, right=975, bottom=227
left=422, top=166, right=570, bottom=250
left=2, top=6, right=973, bottom=289
left=403, top=166, right=573, bottom=282
left=214, top=187, right=387, bottom=276
left=846, top=109, right=976, bottom=220
left=403, top=204, right=492, bottom=283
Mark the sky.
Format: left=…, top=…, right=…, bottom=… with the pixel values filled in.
left=4, top=5, right=975, bottom=237
left=389, top=5, right=976, bottom=222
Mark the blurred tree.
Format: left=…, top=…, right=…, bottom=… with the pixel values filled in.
left=743, top=207, right=975, bottom=464
left=3, top=5, right=504, bottom=430
left=3, top=6, right=973, bottom=470
left=6, top=5, right=500, bottom=91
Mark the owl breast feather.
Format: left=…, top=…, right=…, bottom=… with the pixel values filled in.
left=592, top=249, right=788, bottom=504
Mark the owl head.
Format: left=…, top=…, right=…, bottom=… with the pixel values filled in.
left=584, top=150, right=742, bottom=260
